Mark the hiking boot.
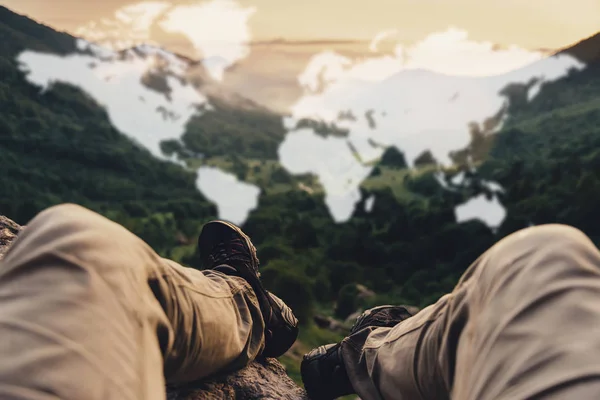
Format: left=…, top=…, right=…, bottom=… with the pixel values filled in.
left=351, top=304, right=417, bottom=334
left=301, top=305, right=417, bottom=399
left=197, top=220, right=299, bottom=358
left=301, top=343, right=354, bottom=400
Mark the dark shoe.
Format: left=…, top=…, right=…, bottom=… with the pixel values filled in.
left=351, top=304, right=417, bottom=334
left=301, top=343, right=354, bottom=400
left=301, top=305, right=417, bottom=399
left=197, top=220, right=299, bottom=358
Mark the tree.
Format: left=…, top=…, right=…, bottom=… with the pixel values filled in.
left=413, top=150, right=437, bottom=168
left=379, top=146, right=408, bottom=169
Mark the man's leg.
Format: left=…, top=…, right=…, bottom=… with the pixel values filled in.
left=0, top=204, right=265, bottom=399
left=448, top=224, right=600, bottom=399
left=305, top=224, right=600, bottom=400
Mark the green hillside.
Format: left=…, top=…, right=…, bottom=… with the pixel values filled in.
left=0, top=6, right=217, bottom=253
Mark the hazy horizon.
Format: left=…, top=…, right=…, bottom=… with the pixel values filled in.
left=4, top=0, right=600, bottom=52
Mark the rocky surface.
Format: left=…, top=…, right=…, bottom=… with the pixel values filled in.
left=0, top=215, right=20, bottom=259
left=0, top=215, right=309, bottom=400
left=166, top=357, right=308, bottom=400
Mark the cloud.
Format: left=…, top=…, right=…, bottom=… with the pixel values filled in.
left=369, top=29, right=398, bottom=52
left=301, top=28, right=547, bottom=89
left=74, top=0, right=255, bottom=80
left=75, top=1, right=171, bottom=49
left=396, top=28, right=545, bottom=77
left=158, top=0, right=256, bottom=81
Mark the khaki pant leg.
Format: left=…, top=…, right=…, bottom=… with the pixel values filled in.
left=342, top=224, right=600, bottom=400
left=340, top=297, right=449, bottom=400
left=157, top=259, right=265, bottom=383
left=0, top=204, right=264, bottom=399
left=449, top=224, right=600, bottom=400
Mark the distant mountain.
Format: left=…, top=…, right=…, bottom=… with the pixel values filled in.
left=0, top=5, right=218, bottom=252
left=0, top=5, right=77, bottom=55
left=557, top=31, right=600, bottom=64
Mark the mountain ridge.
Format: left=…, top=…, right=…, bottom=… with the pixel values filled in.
left=557, top=31, right=600, bottom=64
left=0, top=5, right=77, bottom=55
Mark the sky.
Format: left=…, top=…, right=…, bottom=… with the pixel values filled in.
left=4, top=0, right=600, bottom=51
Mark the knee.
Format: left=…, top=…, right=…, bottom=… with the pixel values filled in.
left=28, top=203, right=99, bottom=227
left=503, top=224, right=591, bottom=251
left=472, top=224, right=599, bottom=296
left=16, top=204, right=150, bottom=266
left=23, top=203, right=119, bottom=244
left=488, top=223, right=597, bottom=271
left=36, top=203, right=93, bottom=220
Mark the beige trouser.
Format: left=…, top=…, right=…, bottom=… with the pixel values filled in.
left=0, top=204, right=265, bottom=400
left=342, top=224, right=600, bottom=400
